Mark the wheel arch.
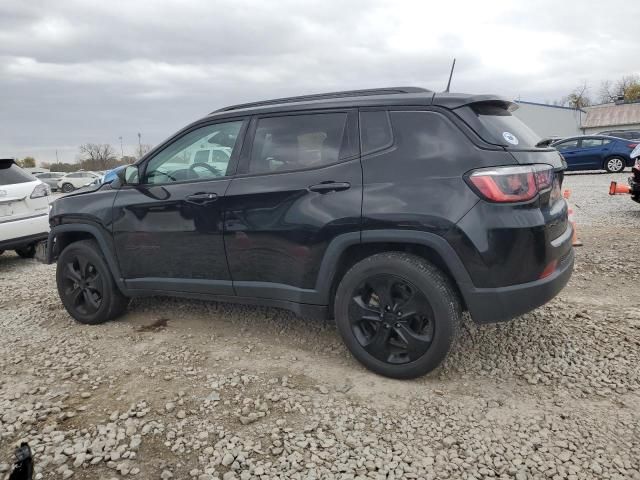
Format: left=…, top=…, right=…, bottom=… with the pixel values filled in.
left=47, top=223, right=126, bottom=292
left=316, top=230, right=474, bottom=314
left=603, top=154, right=626, bottom=170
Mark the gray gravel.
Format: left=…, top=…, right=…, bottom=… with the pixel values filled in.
left=1, top=171, right=639, bottom=479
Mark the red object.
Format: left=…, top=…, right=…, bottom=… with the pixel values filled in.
left=539, top=260, right=558, bottom=279
left=468, top=165, right=553, bottom=203
left=628, top=143, right=638, bottom=149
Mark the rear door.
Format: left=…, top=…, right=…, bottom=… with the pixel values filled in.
left=578, top=137, right=607, bottom=169
left=554, top=139, right=581, bottom=170
left=223, top=110, right=361, bottom=304
left=112, top=118, right=248, bottom=294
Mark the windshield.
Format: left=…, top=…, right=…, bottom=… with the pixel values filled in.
left=456, top=101, right=542, bottom=149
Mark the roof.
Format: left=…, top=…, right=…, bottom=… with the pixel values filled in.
left=582, top=102, right=640, bottom=128
left=206, top=87, right=512, bottom=119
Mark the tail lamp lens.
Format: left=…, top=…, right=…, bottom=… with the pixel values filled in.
left=467, top=164, right=554, bottom=203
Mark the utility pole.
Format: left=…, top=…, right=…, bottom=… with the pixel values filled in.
left=137, top=132, right=142, bottom=158
left=56, top=150, right=59, bottom=163
left=119, top=136, right=124, bottom=158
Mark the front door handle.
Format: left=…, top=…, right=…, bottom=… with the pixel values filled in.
left=185, top=192, right=218, bottom=204
left=308, top=182, right=351, bottom=194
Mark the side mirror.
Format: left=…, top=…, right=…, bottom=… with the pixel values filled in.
left=113, top=165, right=140, bottom=189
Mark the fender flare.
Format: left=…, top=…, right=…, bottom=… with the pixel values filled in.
left=314, top=229, right=474, bottom=305
left=47, top=223, right=126, bottom=292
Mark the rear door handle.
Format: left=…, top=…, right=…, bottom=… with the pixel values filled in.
left=185, top=192, right=218, bottom=204
left=308, top=182, right=351, bottom=193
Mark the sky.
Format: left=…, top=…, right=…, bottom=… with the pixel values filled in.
left=2, top=0, right=639, bottom=165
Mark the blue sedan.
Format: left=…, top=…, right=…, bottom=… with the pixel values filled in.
left=551, top=135, right=638, bottom=173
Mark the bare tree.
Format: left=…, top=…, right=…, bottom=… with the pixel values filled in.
left=564, top=82, right=592, bottom=109
left=18, top=156, right=36, bottom=168
left=79, top=143, right=118, bottom=170
left=598, top=80, right=616, bottom=104
left=598, top=75, right=640, bottom=103
left=136, top=144, right=152, bottom=159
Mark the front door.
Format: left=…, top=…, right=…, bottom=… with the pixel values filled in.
left=578, top=137, right=607, bottom=169
left=112, top=118, right=247, bottom=295
left=224, top=110, right=362, bottom=304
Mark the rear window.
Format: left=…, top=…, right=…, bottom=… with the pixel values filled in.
left=457, top=101, right=541, bottom=149
left=0, top=160, right=35, bottom=185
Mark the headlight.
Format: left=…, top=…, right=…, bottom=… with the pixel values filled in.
left=30, top=182, right=51, bottom=199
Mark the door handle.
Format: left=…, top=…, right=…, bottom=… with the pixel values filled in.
left=185, top=192, right=218, bottom=204
left=308, top=182, right=351, bottom=193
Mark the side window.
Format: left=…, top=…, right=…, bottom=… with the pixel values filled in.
left=360, top=110, right=393, bottom=155
left=602, top=139, right=612, bottom=145
left=144, top=121, right=243, bottom=184
left=248, top=113, right=351, bottom=174
left=580, top=138, right=603, bottom=148
left=555, top=140, right=578, bottom=151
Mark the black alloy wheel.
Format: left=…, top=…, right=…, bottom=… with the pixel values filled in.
left=60, top=254, right=104, bottom=316
left=349, top=274, right=435, bottom=364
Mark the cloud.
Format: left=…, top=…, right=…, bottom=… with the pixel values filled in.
left=1, top=0, right=639, bottom=163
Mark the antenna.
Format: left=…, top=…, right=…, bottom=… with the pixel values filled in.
left=444, top=58, right=456, bottom=93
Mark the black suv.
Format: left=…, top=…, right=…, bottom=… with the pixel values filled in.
left=47, top=87, right=574, bottom=378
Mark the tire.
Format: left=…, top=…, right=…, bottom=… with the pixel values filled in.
left=61, top=183, right=75, bottom=193
left=334, top=252, right=462, bottom=379
left=605, top=156, right=625, bottom=173
left=56, top=240, right=129, bottom=324
left=15, top=244, right=36, bottom=258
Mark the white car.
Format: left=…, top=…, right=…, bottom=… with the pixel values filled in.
left=57, top=171, right=101, bottom=193
left=0, top=159, right=50, bottom=258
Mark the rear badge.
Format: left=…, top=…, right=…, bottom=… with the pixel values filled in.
left=502, top=131, right=519, bottom=145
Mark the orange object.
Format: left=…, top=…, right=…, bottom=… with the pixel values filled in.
left=563, top=189, right=571, bottom=199
left=566, top=201, right=583, bottom=247
left=609, top=181, right=631, bottom=195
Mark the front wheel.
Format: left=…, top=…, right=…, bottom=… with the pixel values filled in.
left=56, top=240, right=129, bottom=324
left=605, top=156, right=625, bottom=173
left=61, top=183, right=75, bottom=193
left=334, top=252, right=462, bottom=379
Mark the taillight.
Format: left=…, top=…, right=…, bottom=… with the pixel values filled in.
left=628, top=143, right=638, bottom=149
left=466, top=164, right=554, bottom=203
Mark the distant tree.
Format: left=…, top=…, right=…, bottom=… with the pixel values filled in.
left=598, top=75, right=640, bottom=103
left=564, top=82, right=592, bottom=109
left=136, top=144, right=152, bottom=160
left=18, top=156, right=36, bottom=168
left=46, top=162, right=79, bottom=173
left=120, top=155, right=137, bottom=165
left=79, top=143, right=118, bottom=170
left=623, top=80, right=640, bottom=102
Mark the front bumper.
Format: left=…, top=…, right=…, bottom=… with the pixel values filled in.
left=0, top=213, right=49, bottom=250
left=464, top=244, right=574, bottom=324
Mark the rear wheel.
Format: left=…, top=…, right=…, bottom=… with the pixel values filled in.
left=15, top=245, right=36, bottom=258
left=61, top=182, right=74, bottom=193
left=605, top=156, right=625, bottom=173
left=56, top=240, right=129, bottom=324
left=334, top=252, right=462, bottom=379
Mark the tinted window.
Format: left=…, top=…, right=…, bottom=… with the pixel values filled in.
left=555, top=140, right=578, bottom=151
left=581, top=138, right=603, bottom=148
left=459, top=102, right=541, bottom=148
left=67, top=173, right=81, bottom=178
left=145, top=121, right=243, bottom=184
left=360, top=110, right=393, bottom=155
left=0, top=160, right=34, bottom=185
left=248, top=113, right=350, bottom=174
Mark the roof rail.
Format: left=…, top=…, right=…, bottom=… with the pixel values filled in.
left=212, top=86, right=431, bottom=113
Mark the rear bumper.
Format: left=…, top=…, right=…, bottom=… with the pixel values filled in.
left=464, top=247, right=574, bottom=324
left=0, top=213, right=49, bottom=249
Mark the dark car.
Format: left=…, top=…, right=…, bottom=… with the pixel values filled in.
left=551, top=135, right=638, bottom=173
left=46, top=87, right=573, bottom=379
left=598, top=129, right=640, bottom=140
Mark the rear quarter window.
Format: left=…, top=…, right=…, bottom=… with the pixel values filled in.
left=455, top=101, right=542, bottom=149
left=0, top=160, right=35, bottom=185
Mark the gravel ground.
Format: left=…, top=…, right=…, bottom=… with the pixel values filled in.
left=1, top=171, right=639, bottom=480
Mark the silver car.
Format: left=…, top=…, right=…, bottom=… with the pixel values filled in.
left=35, top=172, right=66, bottom=191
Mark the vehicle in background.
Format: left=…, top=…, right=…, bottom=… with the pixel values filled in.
left=57, top=171, right=101, bottom=193
left=0, top=159, right=50, bottom=258
left=598, top=129, right=640, bottom=140
left=47, top=87, right=574, bottom=379
left=551, top=135, right=637, bottom=172
left=536, top=136, right=564, bottom=148
left=35, top=172, right=66, bottom=191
